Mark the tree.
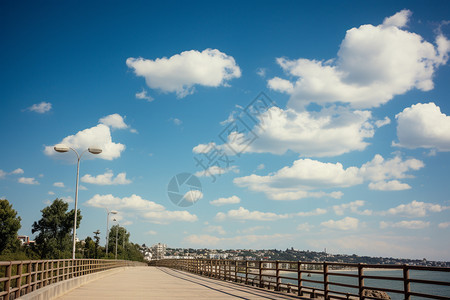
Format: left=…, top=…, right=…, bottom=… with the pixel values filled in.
left=108, top=225, right=130, bottom=258
left=93, top=230, right=101, bottom=258
left=0, top=199, right=21, bottom=254
left=32, top=199, right=82, bottom=259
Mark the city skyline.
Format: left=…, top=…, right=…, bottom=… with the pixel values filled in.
left=1, top=1, right=450, bottom=260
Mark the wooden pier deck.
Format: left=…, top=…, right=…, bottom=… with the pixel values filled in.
left=56, top=266, right=301, bottom=299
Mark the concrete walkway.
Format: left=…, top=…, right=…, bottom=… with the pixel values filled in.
left=57, top=266, right=301, bottom=299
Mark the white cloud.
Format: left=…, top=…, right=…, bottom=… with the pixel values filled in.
left=237, top=154, right=420, bottom=200
left=205, top=225, right=226, bottom=235
left=256, top=68, right=266, bottom=78
left=333, top=200, right=372, bottom=216
left=146, top=230, right=157, bottom=235
left=18, top=177, right=39, bottom=185
left=81, top=170, right=132, bottom=185
left=359, top=155, right=424, bottom=181
left=48, top=191, right=55, bottom=195
left=237, top=226, right=267, bottom=234
left=183, top=233, right=293, bottom=248
left=170, top=118, right=182, bottom=125
left=61, top=196, right=74, bottom=203
left=438, top=222, right=450, bottom=229
left=208, top=106, right=375, bottom=157
left=210, top=195, right=241, bottom=206
left=297, top=223, right=313, bottom=232
left=321, top=217, right=359, bottom=230
left=257, top=164, right=265, bottom=170
left=375, top=117, right=391, bottom=128
left=142, top=210, right=198, bottom=224
left=79, top=185, right=88, bottom=190
left=182, top=190, right=203, bottom=204
left=215, top=207, right=289, bottom=221
left=395, top=102, right=450, bottom=151
left=0, top=170, right=6, bottom=179
left=368, top=180, right=411, bottom=191
left=11, top=168, right=24, bottom=175
left=53, top=182, right=65, bottom=188
left=296, top=208, right=327, bottom=217
left=268, top=10, right=450, bottom=109
left=380, top=220, right=430, bottom=229
left=126, top=49, right=241, bottom=98
left=27, top=101, right=52, bottom=113
left=194, top=165, right=239, bottom=178
left=86, top=194, right=165, bottom=211
left=44, top=124, right=125, bottom=160
left=382, top=9, right=411, bottom=28
left=135, top=89, right=154, bottom=102
left=385, top=200, right=448, bottom=217
left=99, top=113, right=129, bottom=129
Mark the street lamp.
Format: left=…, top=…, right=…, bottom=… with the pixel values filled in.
left=54, top=144, right=102, bottom=259
left=105, top=209, right=117, bottom=257
left=113, top=218, right=119, bottom=260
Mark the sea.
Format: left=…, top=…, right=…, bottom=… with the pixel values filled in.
left=274, top=269, right=450, bottom=299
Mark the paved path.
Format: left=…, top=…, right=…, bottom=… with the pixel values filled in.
left=57, top=266, right=301, bottom=299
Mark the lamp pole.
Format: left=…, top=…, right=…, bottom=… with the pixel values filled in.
left=54, top=144, right=102, bottom=260
left=105, top=209, right=117, bottom=257
left=113, top=219, right=119, bottom=260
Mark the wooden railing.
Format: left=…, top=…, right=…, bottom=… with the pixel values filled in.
left=149, top=259, right=450, bottom=300
left=0, top=259, right=146, bottom=300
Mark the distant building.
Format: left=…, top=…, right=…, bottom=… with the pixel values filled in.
left=151, top=243, right=167, bottom=260
left=17, top=235, right=35, bottom=246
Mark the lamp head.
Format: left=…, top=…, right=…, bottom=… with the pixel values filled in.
left=110, top=210, right=118, bottom=215
left=88, top=147, right=102, bottom=155
left=54, top=144, right=70, bottom=153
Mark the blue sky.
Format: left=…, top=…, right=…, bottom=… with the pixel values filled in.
left=1, top=1, right=450, bottom=260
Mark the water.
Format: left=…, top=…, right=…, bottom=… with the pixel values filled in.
left=274, top=269, right=450, bottom=299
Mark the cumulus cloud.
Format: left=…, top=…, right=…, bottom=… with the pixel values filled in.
left=385, top=200, right=448, bottom=217
left=81, top=170, right=132, bottom=185
left=296, top=208, right=327, bottom=217
left=395, top=102, right=450, bottom=151
left=53, top=182, right=65, bottom=188
left=86, top=194, right=165, bottom=211
left=18, top=177, right=39, bottom=185
left=182, top=190, right=203, bottom=204
left=375, top=117, right=391, bottom=128
left=26, top=101, right=52, bottom=113
left=183, top=233, right=293, bottom=248
left=44, top=124, right=125, bottom=160
left=194, top=165, right=239, bottom=178
left=297, top=223, right=314, bottom=232
left=99, top=113, right=129, bottom=129
left=215, top=207, right=289, bottom=221
left=234, top=154, right=423, bottom=200
left=333, top=200, right=372, bottom=216
left=380, top=220, right=430, bottom=229
left=0, top=170, right=6, bottom=179
left=210, top=195, right=241, bottom=206
left=11, top=168, right=24, bottom=175
left=142, top=210, right=198, bottom=224
left=126, top=49, right=241, bottom=98
left=135, top=89, right=154, bottom=102
left=368, top=180, right=411, bottom=191
left=205, top=225, right=226, bottom=235
left=199, top=106, right=375, bottom=157
left=321, top=217, right=359, bottom=230
left=268, top=10, right=450, bottom=109
left=438, top=222, right=450, bottom=229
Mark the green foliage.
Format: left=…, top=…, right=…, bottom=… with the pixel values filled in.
left=31, top=199, right=82, bottom=259
left=106, top=225, right=144, bottom=261
left=0, top=199, right=22, bottom=254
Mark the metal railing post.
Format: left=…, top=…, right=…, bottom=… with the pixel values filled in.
left=403, top=264, right=411, bottom=300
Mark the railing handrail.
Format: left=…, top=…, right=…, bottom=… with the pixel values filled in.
left=149, top=258, right=450, bottom=300
left=0, top=259, right=147, bottom=300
